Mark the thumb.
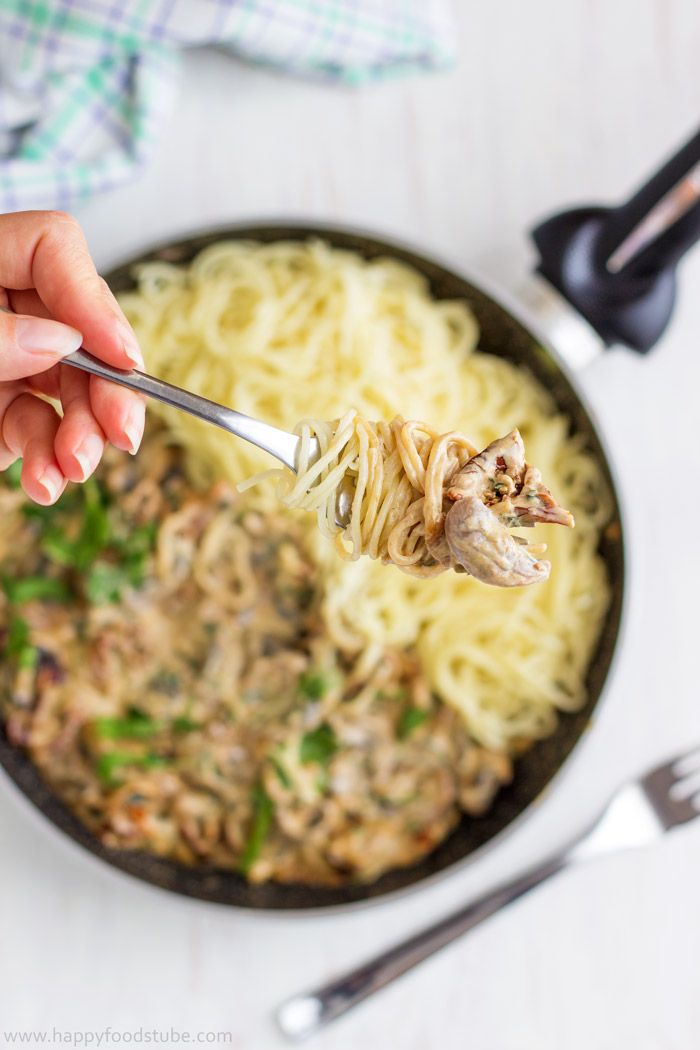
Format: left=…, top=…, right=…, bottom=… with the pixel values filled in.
left=0, top=306, right=83, bottom=382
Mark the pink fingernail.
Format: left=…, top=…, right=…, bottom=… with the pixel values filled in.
left=123, top=400, right=145, bottom=454
left=16, top=317, right=83, bottom=355
left=74, top=433, right=103, bottom=481
left=116, top=320, right=144, bottom=369
left=37, top=465, right=63, bottom=503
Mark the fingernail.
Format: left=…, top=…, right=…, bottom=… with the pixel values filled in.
left=74, top=433, right=103, bottom=481
left=124, top=400, right=145, bottom=454
left=16, top=317, right=83, bottom=355
left=37, top=465, right=63, bottom=503
left=116, top=320, right=144, bottom=369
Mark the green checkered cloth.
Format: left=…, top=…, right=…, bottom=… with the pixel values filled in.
left=0, top=0, right=454, bottom=212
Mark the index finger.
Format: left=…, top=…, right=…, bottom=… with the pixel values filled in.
left=0, top=210, right=143, bottom=370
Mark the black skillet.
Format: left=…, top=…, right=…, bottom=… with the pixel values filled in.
left=2, top=126, right=700, bottom=910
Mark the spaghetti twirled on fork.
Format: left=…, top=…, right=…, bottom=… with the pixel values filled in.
left=241, top=410, right=574, bottom=587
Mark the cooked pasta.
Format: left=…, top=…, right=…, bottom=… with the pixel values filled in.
left=241, top=411, right=574, bottom=587
left=118, top=239, right=611, bottom=752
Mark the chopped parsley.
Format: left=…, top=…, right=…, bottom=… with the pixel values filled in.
left=14, top=477, right=159, bottom=606
left=239, top=783, right=274, bottom=874
left=268, top=754, right=292, bottom=789
left=5, top=459, right=23, bottom=488
left=172, top=716, right=202, bottom=734
left=2, top=575, right=71, bottom=604
left=94, top=714, right=162, bottom=740
left=3, top=615, right=30, bottom=657
left=298, top=671, right=329, bottom=700
left=2, top=615, right=38, bottom=669
left=299, top=723, right=339, bottom=766
left=397, top=707, right=429, bottom=739
left=94, top=712, right=201, bottom=739
left=298, top=668, right=342, bottom=701
left=96, top=751, right=169, bottom=786
left=16, top=645, right=40, bottom=670
left=376, top=688, right=408, bottom=703
left=85, top=561, right=134, bottom=604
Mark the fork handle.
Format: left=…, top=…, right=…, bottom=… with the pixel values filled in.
left=63, top=349, right=301, bottom=470
left=276, top=854, right=567, bottom=1041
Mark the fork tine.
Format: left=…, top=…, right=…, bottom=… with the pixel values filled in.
left=669, top=769, right=700, bottom=801
left=670, top=746, right=700, bottom=778
left=640, top=743, right=700, bottom=829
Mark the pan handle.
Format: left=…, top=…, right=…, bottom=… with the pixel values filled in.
left=531, top=126, right=700, bottom=353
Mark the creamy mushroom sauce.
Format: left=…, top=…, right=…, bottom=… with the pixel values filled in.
left=0, top=431, right=511, bottom=885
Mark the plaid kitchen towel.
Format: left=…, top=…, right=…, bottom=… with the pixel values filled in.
left=0, top=0, right=454, bottom=212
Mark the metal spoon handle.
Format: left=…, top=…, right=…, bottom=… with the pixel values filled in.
left=63, top=349, right=301, bottom=471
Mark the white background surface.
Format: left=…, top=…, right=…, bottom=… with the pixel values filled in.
left=3, top=3, right=700, bottom=1048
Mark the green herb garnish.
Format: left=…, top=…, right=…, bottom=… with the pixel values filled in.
left=3, top=615, right=30, bottom=656
left=96, top=751, right=169, bottom=786
left=75, top=481, right=111, bottom=568
left=2, top=575, right=71, bottom=604
left=31, top=478, right=156, bottom=603
left=298, top=668, right=342, bottom=701
left=40, top=531, right=82, bottom=566
left=268, top=754, right=292, bottom=789
left=299, top=723, right=339, bottom=766
left=397, top=707, right=428, bottom=739
left=2, top=615, right=39, bottom=668
left=94, top=710, right=200, bottom=739
left=84, top=563, right=122, bottom=604
left=21, top=484, right=79, bottom=524
left=239, top=783, right=274, bottom=874
left=172, top=716, right=202, bottom=734
left=85, top=561, right=134, bottom=604
left=37, top=480, right=110, bottom=573
left=298, top=671, right=329, bottom=700
left=94, top=715, right=162, bottom=740
left=17, top=645, right=40, bottom=670
left=375, top=688, right=408, bottom=703
left=5, top=459, right=22, bottom=488
left=123, top=523, right=158, bottom=556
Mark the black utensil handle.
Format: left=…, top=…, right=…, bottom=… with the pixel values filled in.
left=595, top=128, right=700, bottom=276
left=532, top=125, right=700, bottom=353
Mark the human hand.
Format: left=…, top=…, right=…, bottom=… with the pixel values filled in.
left=0, top=210, right=145, bottom=504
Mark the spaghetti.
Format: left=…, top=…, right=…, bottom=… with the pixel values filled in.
left=241, top=412, right=575, bottom=587
left=118, top=239, right=612, bottom=752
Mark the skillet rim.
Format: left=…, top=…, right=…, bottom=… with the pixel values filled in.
left=0, top=220, right=627, bottom=912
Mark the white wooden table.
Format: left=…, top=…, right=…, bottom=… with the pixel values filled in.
left=3, top=3, right=700, bottom=1047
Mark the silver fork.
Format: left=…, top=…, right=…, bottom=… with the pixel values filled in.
left=63, top=350, right=354, bottom=527
left=277, top=743, right=700, bottom=1042
left=65, top=349, right=308, bottom=471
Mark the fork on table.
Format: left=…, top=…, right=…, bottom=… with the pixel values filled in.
left=277, top=743, right=700, bottom=1041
